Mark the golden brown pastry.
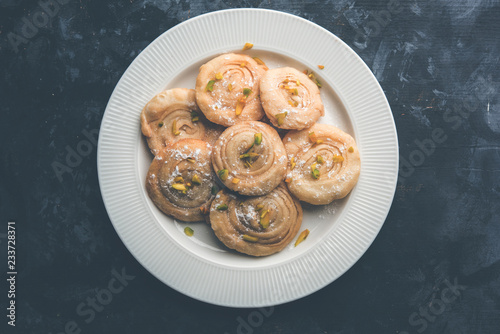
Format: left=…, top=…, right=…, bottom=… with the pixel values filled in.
left=195, top=53, right=266, bottom=127
left=260, top=67, right=324, bottom=130
left=283, top=124, right=360, bottom=205
left=141, top=88, right=223, bottom=155
left=146, top=139, right=216, bottom=222
left=209, top=184, right=303, bottom=256
left=212, top=121, right=287, bottom=196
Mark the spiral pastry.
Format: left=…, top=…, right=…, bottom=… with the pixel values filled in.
left=260, top=67, right=325, bottom=130
left=209, top=184, right=303, bottom=257
left=212, top=121, right=287, bottom=196
left=141, top=88, right=223, bottom=155
left=146, top=139, right=217, bottom=222
left=283, top=124, right=361, bottom=205
left=195, top=53, right=266, bottom=127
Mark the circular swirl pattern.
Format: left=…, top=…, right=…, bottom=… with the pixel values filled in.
left=146, top=139, right=217, bottom=222
left=209, top=184, right=303, bottom=257
left=212, top=121, right=287, bottom=196
left=283, top=123, right=361, bottom=205
left=260, top=67, right=324, bottom=130
left=141, top=88, right=223, bottom=155
left=195, top=53, right=266, bottom=127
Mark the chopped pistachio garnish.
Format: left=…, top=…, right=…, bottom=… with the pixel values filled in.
left=186, top=158, right=196, bottom=163
left=296, top=80, right=300, bottom=85
left=309, top=132, right=318, bottom=143
left=348, top=146, right=354, bottom=153
left=227, top=83, right=233, bottom=92
left=244, top=160, right=252, bottom=168
left=288, top=100, right=299, bottom=107
left=206, top=80, right=215, bottom=91
left=285, top=177, right=292, bottom=183
left=242, top=234, right=258, bottom=242
left=172, top=120, right=180, bottom=136
left=314, top=139, right=324, bottom=145
left=295, top=229, right=310, bottom=246
left=254, top=133, right=262, bottom=145
left=243, top=42, right=254, bottom=50
left=276, top=112, right=288, bottom=126
left=240, top=62, right=246, bottom=67
left=215, top=72, right=223, bottom=80
left=239, top=152, right=259, bottom=159
left=184, top=227, right=194, bottom=237
left=235, top=98, right=245, bottom=116
left=317, top=155, right=324, bottom=163
left=158, top=122, right=164, bottom=127
left=291, top=157, right=296, bottom=170
left=318, top=65, right=325, bottom=69
left=332, top=155, right=344, bottom=163
left=185, top=182, right=192, bottom=188
left=174, top=176, right=184, bottom=183
left=315, top=80, right=322, bottom=88
left=260, top=209, right=269, bottom=219
left=260, top=214, right=270, bottom=229
left=211, top=185, right=218, bottom=195
left=255, top=204, right=264, bottom=211
left=311, top=162, right=320, bottom=179
left=217, top=169, right=229, bottom=181
left=289, top=88, right=298, bottom=95
left=253, top=57, right=266, bottom=66
left=172, top=184, right=187, bottom=191
left=191, top=174, right=201, bottom=185
left=217, top=203, right=228, bottom=211
left=232, top=178, right=240, bottom=184
left=191, top=111, right=199, bottom=122
left=243, top=88, right=252, bottom=96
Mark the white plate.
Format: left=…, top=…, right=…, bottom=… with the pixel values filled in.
left=97, top=9, right=398, bottom=307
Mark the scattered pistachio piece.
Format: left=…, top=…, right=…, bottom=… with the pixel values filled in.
left=291, top=157, right=296, bottom=170
left=174, top=176, right=184, bottom=183
left=235, top=98, right=245, bottom=116
left=244, top=160, right=253, bottom=168
left=254, top=133, right=262, bottom=145
left=348, top=146, right=354, bottom=153
left=191, top=111, right=199, bottom=122
left=243, top=88, right=252, bottom=96
left=158, top=122, right=164, bottom=127
left=186, top=158, right=195, bottom=163
left=284, top=79, right=289, bottom=83
left=242, top=234, right=258, bottom=242
left=318, top=65, right=325, bottom=69
left=242, top=42, right=254, bottom=51
left=296, top=80, right=300, bottom=86
left=332, top=155, right=344, bottom=163
left=252, top=57, right=266, bottom=66
left=228, top=83, right=233, bottom=91
left=311, top=162, right=320, bottom=179
left=240, top=62, right=246, bottom=67
left=184, top=227, right=194, bottom=237
left=260, top=209, right=269, bottom=219
left=309, top=132, right=318, bottom=143
left=191, top=174, right=201, bottom=185
left=314, top=139, right=324, bottom=145
left=217, top=203, right=228, bottom=211
left=260, top=214, right=270, bottom=229
left=315, top=80, right=322, bottom=88
left=206, top=80, right=215, bottom=92
left=290, top=88, right=298, bottom=95
left=295, top=229, right=310, bottom=246
left=185, top=182, right=192, bottom=188
left=217, top=169, right=229, bottom=181
left=255, top=204, right=264, bottom=211
left=211, top=185, right=218, bottom=195
left=317, top=155, right=324, bottom=164
left=239, top=152, right=259, bottom=159
left=232, top=178, right=240, bottom=184
left=172, top=120, right=180, bottom=136
left=172, top=184, right=187, bottom=191
left=276, top=112, right=288, bottom=126
left=215, top=72, right=223, bottom=80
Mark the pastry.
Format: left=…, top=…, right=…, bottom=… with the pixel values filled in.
left=146, top=139, right=216, bottom=221
left=141, top=88, right=223, bottom=155
left=212, top=121, right=287, bottom=196
left=260, top=67, right=324, bottom=130
left=283, top=123, right=360, bottom=205
left=195, top=53, right=266, bottom=127
left=209, top=184, right=303, bottom=256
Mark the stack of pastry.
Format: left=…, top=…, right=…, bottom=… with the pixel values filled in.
left=141, top=50, right=360, bottom=257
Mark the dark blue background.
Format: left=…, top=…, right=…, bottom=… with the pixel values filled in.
left=1, top=0, right=499, bottom=333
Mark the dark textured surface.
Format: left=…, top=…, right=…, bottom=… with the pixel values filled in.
left=1, top=0, right=499, bottom=333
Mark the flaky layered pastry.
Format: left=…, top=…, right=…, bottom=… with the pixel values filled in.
left=283, top=124, right=360, bottom=205
left=212, top=121, right=287, bottom=196
left=141, top=88, right=223, bottom=155
left=195, top=53, right=266, bottom=127
left=209, top=184, right=303, bottom=256
left=260, top=67, right=324, bottom=130
left=146, top=139, right=216, bottom=222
